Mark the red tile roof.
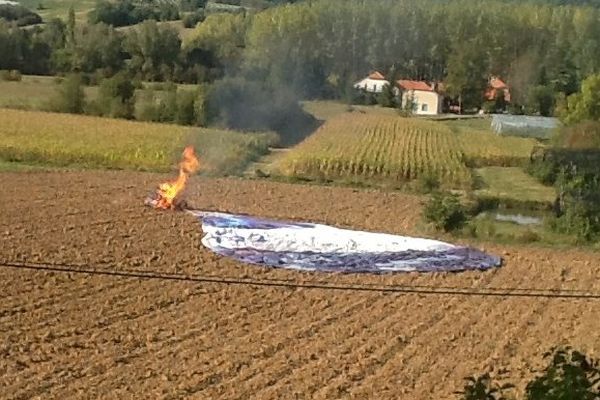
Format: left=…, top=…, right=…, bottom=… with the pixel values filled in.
left=485, top=77, right=511, bottom=102
left=397, top=80, right=434, bottom=92
left=490, top=77, right=508, bottom=90
left=368, top=71, right=386, bottom=80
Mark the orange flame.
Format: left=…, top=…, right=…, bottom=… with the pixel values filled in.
left=153, top=146, right=199, bottom=209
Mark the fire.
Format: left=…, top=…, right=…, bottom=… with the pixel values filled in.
left=152, top=146, right=199, bottom=210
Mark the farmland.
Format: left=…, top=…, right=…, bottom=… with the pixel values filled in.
left=1, top=171, right=599, bottom=399
left=276, top=113, right=538, bottom=190
left=0, top=109, right=274, bottom=174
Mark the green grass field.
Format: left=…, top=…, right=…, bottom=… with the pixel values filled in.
left=301, top=101, right=398, bottom=121
left=0, top=75, right=99, bottom=110
left=0, top=108, right=274, bottom=174
left=474, top=167, right=556, bottom=208
left=0, top=75, right=197, bottom=114
left=18, top=0, right=96, bottom=22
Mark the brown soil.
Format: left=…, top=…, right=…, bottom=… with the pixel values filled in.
left=1, top=171, right=599, bottom=400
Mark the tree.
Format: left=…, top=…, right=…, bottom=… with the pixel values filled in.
left=176, top=90, right=197, bottom=125
left=66, top=5, right=76, bottom=48
left=562, top=73, right=600, bottom=124
left=377, top=80, right=397, bottom=108
left=94, top=72, right=135, bottom=118
left=525, top=347, right=600, bottom=400
left=72, top=23, right=125, bottom=74
left=527, top=85, right=555, bottom=116
left=457, top=347, right=600, bottom=400
left=455, top=374, right=511, bottom=400
left=508, top=51, right=541, bottom=106
left=423, top=192, right=468, bottom=232
left=125, top=20, right=181, bottom=81
left=51, top=73, right=85, bottom=114
left=445, top=40, right=489, bottom=112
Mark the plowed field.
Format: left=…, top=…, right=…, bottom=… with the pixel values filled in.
left=1, top=171, right=599, bottom=399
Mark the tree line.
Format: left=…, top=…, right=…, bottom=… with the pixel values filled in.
left=4, top=0, right=600, bottom=110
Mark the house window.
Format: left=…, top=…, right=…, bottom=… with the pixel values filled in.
left=421, top=104, right=428, bottom=112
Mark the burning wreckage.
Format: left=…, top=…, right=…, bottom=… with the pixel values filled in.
left=145, top=147, right=502, bottom=273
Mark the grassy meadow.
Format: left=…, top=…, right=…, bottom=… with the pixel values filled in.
left=0, top=109, right=274, bottom=174
left=17, top=0, right=96, bottom=22
left=474, top=167, right=556, bottom=208
left=0, top=75, right=98, bottom=110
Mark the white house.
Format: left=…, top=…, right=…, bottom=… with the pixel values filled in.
left=396, top=80, right=443, bottom=116
left=353, top=71, right=389, bottom=93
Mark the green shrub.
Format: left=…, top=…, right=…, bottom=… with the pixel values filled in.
left=526, top=347, right=600, bottom=400
left=417, top=172, right=441, bottom=194
left=557, top=121, right=600, bottom=150
left=50, top=73, right=86, bottom=114
left=519, top=229, right=541, bottom=243
left=455, top=373, right=511, bottom=400
left=457, top=347, right=600, bottom=400
left=423, top=192, right=468, bottom=232
left=182, top=11, right=205, bottom=28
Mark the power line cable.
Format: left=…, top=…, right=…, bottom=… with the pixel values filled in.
left=2, top=260, right=600, bottom=300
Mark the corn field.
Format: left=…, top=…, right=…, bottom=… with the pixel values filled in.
left=0, top=109, right=274, bottom=174
left=277, top=114, right=473, bottom=189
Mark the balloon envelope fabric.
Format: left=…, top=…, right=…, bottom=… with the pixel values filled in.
left=189, top=211, right=502, bottom=273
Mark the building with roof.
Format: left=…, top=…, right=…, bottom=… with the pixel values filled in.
left=485, top=77, right=511, bottom=103
left=353, top=71, right=389, bottom=93
left=396, top=79, right=443, bottom=115
left=353, top=72, right=443, bottom=115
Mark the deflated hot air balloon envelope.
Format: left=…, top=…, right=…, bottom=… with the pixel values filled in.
left=189, top=211, right=502, bottom=274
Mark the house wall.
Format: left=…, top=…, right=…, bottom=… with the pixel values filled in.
left=353, top=78, right=388, bottom=93
left=401, top=90, right=442, bottom=115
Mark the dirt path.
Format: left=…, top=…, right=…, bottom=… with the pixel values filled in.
left=1, top=171, right=599, bottom=399
left=242, top=148, right=290, bottom=178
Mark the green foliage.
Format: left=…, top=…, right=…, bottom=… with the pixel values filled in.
left=179, top=0, right=208, bottom=12
left=527, top=85, right=556, bottom=117
left=526, top=347, right=600, bottom=400
left=124, top=20, right=181, bottom=81
left=136, top=87, right=210, bottom=126
left=443, top=38, right=488, bottom=111
left=423, top=192, right=468, bottom=232
left=50, top=73, right=85, bottom=114
left=0, top=4, right=42, bottom=26
left=529, top=147, right=600, bottom=241
left=186, top=12, right=246, bottom=72
left=377, top=77, right=397, bottom=108
left=553, top=168, right=600, bottom=241
left=417, top=172, right=441, bottom=194
left=182, top=11, right=205, bottom=28
left=92, top=72, right=135, bottom=118
left=456, top=374, right=512, bottom=400
left=563, top=74, right=600, bottom=124
left=88, top=0, right=179, bottom=27
left=175, top=90, right=197, bottom=125
left=457, top=347, right=600, bottom=400
left=557, top=121, right=600, bottom=149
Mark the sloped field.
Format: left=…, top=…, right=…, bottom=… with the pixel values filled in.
left=276, top=114, right=537, bottom=189
left=277, top=114, right=472, bottom=188
left=1, top=171, right=599, bottom=399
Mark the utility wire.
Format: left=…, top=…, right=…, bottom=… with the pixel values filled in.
left=1, top=260, right=600, bottom=300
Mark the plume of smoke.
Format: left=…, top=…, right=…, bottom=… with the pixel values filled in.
left=206, top=76, right=320, bottom=146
